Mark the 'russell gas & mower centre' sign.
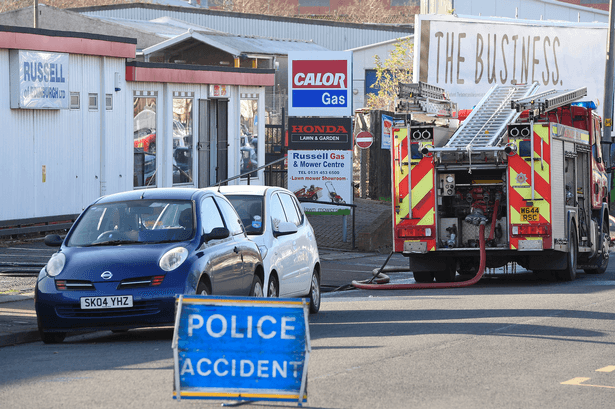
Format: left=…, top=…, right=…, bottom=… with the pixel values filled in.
left=172, top=295, right=310, bottom=405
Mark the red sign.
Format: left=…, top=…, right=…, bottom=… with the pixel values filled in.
left=292, top=60, right=348, bottom=89
left=356, top=131, right=373, bottom=149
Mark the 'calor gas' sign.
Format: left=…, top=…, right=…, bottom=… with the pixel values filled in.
left=288, top=51, right=352, bottom=117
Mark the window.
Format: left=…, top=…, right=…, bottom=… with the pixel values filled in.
left=269, top=194, right=286, bottom=231
left=200, top=197, right=225, bottom=235
left=106, top=94, right=113, bottom=111
left=173, top=96, right=194, bottom=186
left=279, top=193, right=301, bottom=227
left=215, top=197, right=244, bottom=236
left=88, top=93, right=98, bottom=110
left=240, top=97, right=258, bottom=177
left=133, top=94, right=157, bottom=188
left=70, top=92, right=80, bottom=110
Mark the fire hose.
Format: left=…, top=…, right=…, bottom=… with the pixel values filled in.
left=351, top=222, right=487, bottom=290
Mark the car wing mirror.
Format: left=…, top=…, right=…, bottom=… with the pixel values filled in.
left=274, top=221, right=298, bottom=237
left=44, top=234, right=63, bottom=247
left=205, top=227, right=230, bottom=242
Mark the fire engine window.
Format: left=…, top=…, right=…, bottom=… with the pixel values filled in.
left=172, top=97, right=194, bottom=186
left=240, top=98, right=258, bottom=177
left=411, top=144, right=423, bottom=160
left=133, top=96, right=157, bottom=188
left=518, top=141, right=531, bottom=157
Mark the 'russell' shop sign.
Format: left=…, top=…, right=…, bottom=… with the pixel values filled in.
left=10, top=50, right=69, bottom=109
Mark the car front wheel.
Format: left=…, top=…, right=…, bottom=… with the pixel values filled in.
left=307, top=270, right=321, bottom=314
left=38, top=317, right=66, bottom=344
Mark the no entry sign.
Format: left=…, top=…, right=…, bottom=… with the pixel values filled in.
left=356, top=131, right=373, bottom=149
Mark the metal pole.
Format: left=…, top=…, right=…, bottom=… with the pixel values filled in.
left=33, top=0, right=38, bottom=28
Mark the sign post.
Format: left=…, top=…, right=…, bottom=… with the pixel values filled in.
left=172, top=295, right=310, bottom=405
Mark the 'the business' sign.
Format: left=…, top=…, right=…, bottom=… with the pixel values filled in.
left=172, top=295, right=310, bottom=405
left=288, top=51, right=352, bottom=117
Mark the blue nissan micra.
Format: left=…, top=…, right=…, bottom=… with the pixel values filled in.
left=35, top=188, right=264, bottom=343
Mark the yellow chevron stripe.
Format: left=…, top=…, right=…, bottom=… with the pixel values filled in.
left=411, top=168, right=433, bottom=208
left=417, top=207, right=435, bottom=225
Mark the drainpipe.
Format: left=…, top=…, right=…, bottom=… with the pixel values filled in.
left=100, top=57, right=107, bottom=196
left=33, top=0, right=38, bottom=28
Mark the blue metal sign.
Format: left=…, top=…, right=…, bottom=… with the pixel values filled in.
left=172, top=295, right=310, bottom=405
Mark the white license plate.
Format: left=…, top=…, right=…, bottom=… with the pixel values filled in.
left=80, top=295, right=133, bottom=309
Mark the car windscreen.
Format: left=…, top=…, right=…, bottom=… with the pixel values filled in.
left=67, top=199, right=195, bottom=246
left=225, top=195, right=264, bottom=235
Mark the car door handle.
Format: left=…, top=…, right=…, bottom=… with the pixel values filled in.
left=234, top=246, right=239, bottom=254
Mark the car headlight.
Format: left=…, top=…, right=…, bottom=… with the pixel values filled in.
left=258, top=244, right=268, bottom=259
left=46, top=253, right=66, bottom=277
left=159, top=247, right=189, bottom=272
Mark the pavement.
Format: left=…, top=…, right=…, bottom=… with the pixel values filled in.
left=0, top=197, right=393, bottom=347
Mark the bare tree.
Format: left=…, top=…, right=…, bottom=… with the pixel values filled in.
left=366, top=36, right=413, bottom=111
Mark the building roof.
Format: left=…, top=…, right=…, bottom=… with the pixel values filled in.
left=139, top=24, right=330, bottom=58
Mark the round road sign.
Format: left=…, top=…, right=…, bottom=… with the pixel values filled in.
left=356, top=131, right=373, bottom=149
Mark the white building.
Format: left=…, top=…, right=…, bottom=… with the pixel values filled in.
left=0, top=26, right=274, bottom=223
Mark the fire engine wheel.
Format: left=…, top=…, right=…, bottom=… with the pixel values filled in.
left=413, top=271, right=434, bottom=283
left=557, top=228, right=578, bottom=282
left=584, top=230, right=610, bottom=275
left=434, top=264, right=457, bottom=283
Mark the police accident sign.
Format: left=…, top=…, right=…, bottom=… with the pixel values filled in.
left=288, top=51, right=352, bottom=117
left=172, top=295, right=310, bottom=405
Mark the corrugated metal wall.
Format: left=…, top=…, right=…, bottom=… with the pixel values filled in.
left=0, top=53, right=129, bottom=221
left=420, top=0, right=608, bottom=23
left=76, top=7, right=414, bottom=51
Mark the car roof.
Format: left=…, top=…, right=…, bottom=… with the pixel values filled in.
left=212, top=185, right=281, bottom=196
left=95, top=188, right=212, bottom=204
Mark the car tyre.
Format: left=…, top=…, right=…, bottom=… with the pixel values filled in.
left=196, top=279, right=211, bottom=296
left=38, top=316, right=66, bottom=344
left=267, top=275, right=279, bottom=298
left=307, top=270, right=321, bottom=314
left=250, top=275, right=264, bottom=297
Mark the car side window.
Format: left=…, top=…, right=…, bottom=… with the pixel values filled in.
left=290, top=194, right=305, bottom=224
left=279, top=193, right=301, bottom=227
left=269, top=194, right=287, bottom=231
left=215, top=197, right=245, bottom=236
left=200, top=197, right=225, bottom=235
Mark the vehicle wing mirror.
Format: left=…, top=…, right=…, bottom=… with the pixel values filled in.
left=205, top=227, right=230, bottom=242
left=44, top=234, right=63, bottom=247
left=274, top=221, right=298, bottom=237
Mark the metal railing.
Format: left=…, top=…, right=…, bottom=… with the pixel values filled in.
left=215, top=156, right=287, bottom=187
left=0, top=214, right=79, bottom=238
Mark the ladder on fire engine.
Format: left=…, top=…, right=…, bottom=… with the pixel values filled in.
left=510, top=87, right=588, bottom=115
left=395, top=81, right=457, bottom=117
left=444, top=83, right=540, bottom=150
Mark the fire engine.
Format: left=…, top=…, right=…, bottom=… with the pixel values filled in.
left=391, top=82, right=610, bottom=283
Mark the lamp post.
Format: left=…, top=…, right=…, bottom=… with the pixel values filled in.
left=603, top=0, right=615, bottom=208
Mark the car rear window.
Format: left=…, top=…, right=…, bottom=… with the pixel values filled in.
left=67, top=199, right=194, bottom=246
left=225, top=195, right=264, bottom=235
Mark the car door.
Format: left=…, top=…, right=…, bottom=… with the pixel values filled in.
left=199, top=196, right=243, bottom=295
left=277, top=192, right=311, bottom=296
left=268, top=193, right=297, bottom=296
left=214, top=196, right=253, bottom=295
